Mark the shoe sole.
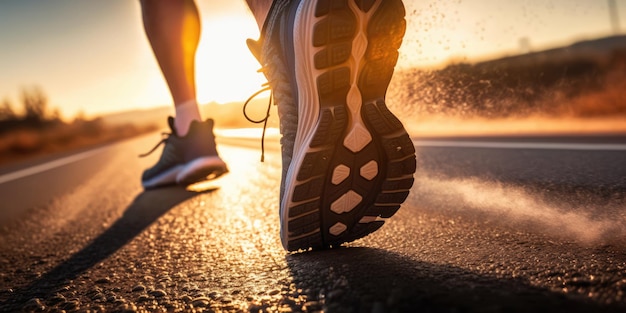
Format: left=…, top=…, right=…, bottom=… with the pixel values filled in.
left=281, top=0, right=416, bottom=251
left=143, top=156, right=228, bottom=189
left=177, top=156, right=229, bottom=185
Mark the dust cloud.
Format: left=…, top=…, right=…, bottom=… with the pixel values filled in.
left=411, top=175, right=626, bottom=246
left=388, top=1, right=626, bottom=247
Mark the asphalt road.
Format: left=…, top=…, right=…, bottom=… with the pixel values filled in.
left=0, top=132, right=625, bottom=312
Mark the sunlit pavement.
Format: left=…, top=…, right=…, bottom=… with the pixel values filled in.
left=0, top=133, right=625, bottom=312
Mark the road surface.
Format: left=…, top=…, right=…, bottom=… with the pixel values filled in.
left=0, top=131, right=625, bottom=312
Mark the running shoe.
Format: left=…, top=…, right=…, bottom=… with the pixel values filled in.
left=141, top=117, right=228, bottom=189
left=250, top=0, right=415, bottom=251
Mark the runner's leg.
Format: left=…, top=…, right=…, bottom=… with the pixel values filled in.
left=140, top=0, right=202, bottom=136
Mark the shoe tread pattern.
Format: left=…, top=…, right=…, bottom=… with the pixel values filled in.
left=285, top=0, right=414, bottom=251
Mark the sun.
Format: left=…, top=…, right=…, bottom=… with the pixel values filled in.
left=195, top=15, right=267, bottom=105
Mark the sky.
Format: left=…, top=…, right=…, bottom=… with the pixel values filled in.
left=0, top=0, right=623, bottom=120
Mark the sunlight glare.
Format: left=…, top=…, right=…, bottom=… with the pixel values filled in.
left=196, top=15, right=266, bottom=105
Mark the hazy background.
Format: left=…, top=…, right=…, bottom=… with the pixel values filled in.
left=0, top=0, right=264, bottom=119
left=0, top=0, right=624, bottom=120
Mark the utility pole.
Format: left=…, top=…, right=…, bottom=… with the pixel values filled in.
left=608, top=0, right=620, bottom=34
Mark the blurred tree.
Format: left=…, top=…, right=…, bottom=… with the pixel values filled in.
left=51, top=108, right=61, bottom=121
left=73, top=110, right=87, bottom=123
left=0, top=98, right=17, bottom=121
left=21, top=86, right=48, bottom=123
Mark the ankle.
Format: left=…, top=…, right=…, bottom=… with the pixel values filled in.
left=174, top=99, right=202, bottom=136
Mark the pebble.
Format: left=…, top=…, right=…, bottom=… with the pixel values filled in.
left=93, top=295, right=107, bottom=303
left=114, top=298, right=128, bottom=305
left=208, top=291, right=219, bottom=299
left=268, top=289, right=280, bottom=296
left=149, top=289, right=167, bottom=298
left=89, top=292, right=105, bottom=301
left=191, top=296, right=211, bottom=307
left=278, top=306, right=293, bottom=313
left=46, top=294, right=66, bottom=306
left=164, top=302, right=179, bottom=310
left=137, top=294, right=151, bottom=302
left=115, top=303, right=137, bottom=313
left=60, top=299, right=79, bottom=311
left=248, top=304, right=264, bottom=313
left=24, top=298, right=45, bottom=311
left=567, top=277, right=592, bottom=287
left=132, top=285, right=146, bottom=292
left=95, top=277, right=111, bottom=284
left=223, top=304, right=238, bottom=311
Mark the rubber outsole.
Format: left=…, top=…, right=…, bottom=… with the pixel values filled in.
left=177, top=156, right=228, bottom=185
left=143, top=156, right=228, bottom=189
left=281, top=0, right=415, bottom=251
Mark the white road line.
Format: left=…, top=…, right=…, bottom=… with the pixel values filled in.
left=413, top=140, right=626, bottom=151
left=0, top=147, right=107, bottom=185
left=1, top=139, right=623, bottom=185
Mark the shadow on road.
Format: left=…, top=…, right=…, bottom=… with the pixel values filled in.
left=286, top=247, right=624, bottom=313
left=1, top=186, right=215, bottom=309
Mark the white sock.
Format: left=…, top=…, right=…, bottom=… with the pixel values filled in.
left=174, top=99, right=202, bottom=136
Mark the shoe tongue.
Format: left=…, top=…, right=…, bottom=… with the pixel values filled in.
left=247, top=39, right=262, bottom=64
left=167, top=116, right=178, bottom=136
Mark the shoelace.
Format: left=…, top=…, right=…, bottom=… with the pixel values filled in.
left=243, top=83, right=273, bottom=162
left=138, top=132, right=171, bottom=158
